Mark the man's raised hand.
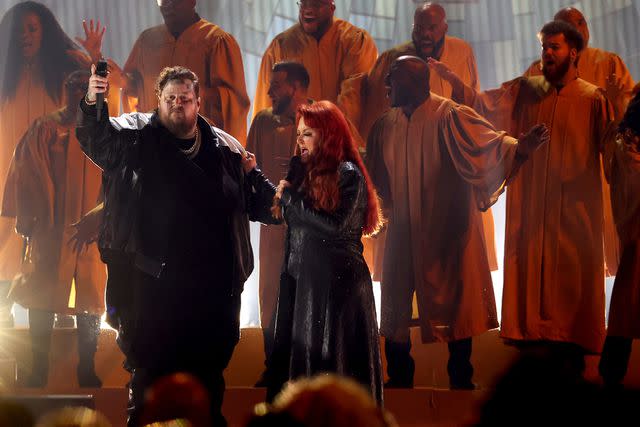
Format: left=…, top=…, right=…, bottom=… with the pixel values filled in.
left=87, top=63, right=109, bottom=103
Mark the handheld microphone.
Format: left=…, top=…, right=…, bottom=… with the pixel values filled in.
left=272, top=155, right=305, bottom=219
left=285, top=155, right=305, bottom=189
left=95, top=59, right=108, bottom=121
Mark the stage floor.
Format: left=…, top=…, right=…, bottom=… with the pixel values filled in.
left=1, top=327, right=639, bottom=426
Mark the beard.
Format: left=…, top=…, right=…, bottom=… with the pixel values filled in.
left=160, top=108, right=197, bottom=137
left=413, top=35, right=446, bottom=60
left=300, top=16, right=331, bottom=36
left=542, top=55, right=571, bottom=83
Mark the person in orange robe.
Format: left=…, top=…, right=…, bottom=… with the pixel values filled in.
left=431, top=21, right=613, bottom=376
left=115, top=0, right=250, bottom=145
left=253, top=0, right=377, bottom=137
left=0, top=2, right=108, bottom=328
left=7, top=71, right=106, bottom=387
left=599, top=90, right=640, bottom=388
left=246, top=62, right=312, bottom=386
left=367, top=55, right=549, bottom=389
left=362, top=2, right=498, bottom=284
left=523, top=7, right=635, bottom=276
left=361, top=3, right=480, bottom=140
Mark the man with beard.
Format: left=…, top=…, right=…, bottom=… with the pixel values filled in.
left=524, top=6, right=635, bottom=277
left=110, top=0, right=250, bottom=145
left=77, top=65, right=256, bottom=427
left=252, top=0, right=377, bottom=139
left=367, top=56, right=549, bottom=390
left=360, top=2, right=479, bottom=141
left=246, top=61, right=311, bottom=386
left=430, top=21, right=613, bottom=377
left=524, top=7, right=634, bottom=116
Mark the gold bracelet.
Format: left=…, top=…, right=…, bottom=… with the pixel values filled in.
left=84, top=93, right=97, bottom=106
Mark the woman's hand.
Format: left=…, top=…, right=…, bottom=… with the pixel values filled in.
left=275, top=179, right=291, bottom=200
left=76, top=19, right=106, bottom=63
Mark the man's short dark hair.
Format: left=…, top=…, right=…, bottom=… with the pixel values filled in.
left=539, top=20, right=585, bottom=52
left=272, top=61, right=310, bottom=89
left=155, top=66, right=200, bottom=97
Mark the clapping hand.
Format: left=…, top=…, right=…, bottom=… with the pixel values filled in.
left=517, top=124, right=550, bottom=158
left=605, top=72, right=628, bottom=119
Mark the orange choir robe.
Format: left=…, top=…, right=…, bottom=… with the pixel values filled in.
left=0, top=67, right=63, bottom=282
left=524, top=46, right=635, bottom=276
left=0, top=52, right=114, bottom=283
left=7, top=111, right=105, bottom=314
left=367, top=93, right=518, bottom=343
left=246, top=108, right=298, bottom=330
left=362, top=37, right=498, bottom=275
left=253, top=18, right=377, bottom=134
left=124, top=18, right=250, bottom=144
left=458, top=76, right=612, bottom=353
left=603, top=130, right=640, bottom=338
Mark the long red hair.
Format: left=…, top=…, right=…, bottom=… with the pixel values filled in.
left=296, top=101, right=382, bottom=236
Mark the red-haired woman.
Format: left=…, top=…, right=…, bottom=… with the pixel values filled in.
left=243, top=100, right=384, bottom=404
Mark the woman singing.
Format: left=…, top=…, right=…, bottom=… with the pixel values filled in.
left=243, top=100, right=384, bottom=404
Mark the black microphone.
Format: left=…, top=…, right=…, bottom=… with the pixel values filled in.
left=285, top=155, right=305, bottom=189
left=95, top=59, right=108, bottom=121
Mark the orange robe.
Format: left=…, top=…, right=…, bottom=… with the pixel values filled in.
left=362, top=37, right=497, bottom=274
left=367, top=94, right=519, bottom=343
left=124, top=18, right=250, bottom=144
left=246, top=108, right=298, bottom=329
left=0, top=53, right=110, bottom=283
left=457, top=76, right=611, bottom=353
left=253, top=18, right=377, bottom=134
left=7, top=111, right=105, bottom=314
left=603, top=131, right=640, bottom=338
left=524, top=47, right=635, bottom=276
left=0, top=68, right=62, bottom=282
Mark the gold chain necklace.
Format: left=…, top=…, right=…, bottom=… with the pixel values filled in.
left=180, top=126, right=201, bottom=159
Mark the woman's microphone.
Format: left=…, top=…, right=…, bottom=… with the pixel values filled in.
left=273, top=155, right=304, bottom=219
left=284, top=155, right=305, bottom=189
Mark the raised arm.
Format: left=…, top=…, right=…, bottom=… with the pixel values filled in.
left=75, top=64, right=135, bottom=173
left=441, top=104, right=548, bottom=210
left=337, top=29, right=378, bottom=128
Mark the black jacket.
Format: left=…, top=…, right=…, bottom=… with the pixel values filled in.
left=75, top=100, right=255, bottom=294
left=247, top=162, right=383, bottom=404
